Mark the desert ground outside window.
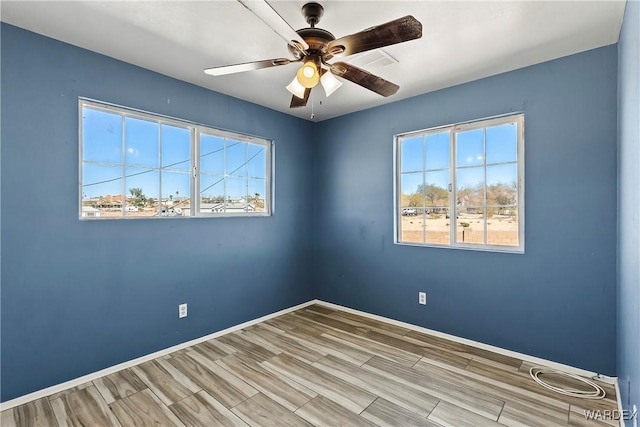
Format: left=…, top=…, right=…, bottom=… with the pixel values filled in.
left=395, top=113, right=524, bottom=253
left=79, top=99, right=272, bottom=219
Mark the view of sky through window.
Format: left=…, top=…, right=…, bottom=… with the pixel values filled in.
left=81, top=103, right=270, bottom=218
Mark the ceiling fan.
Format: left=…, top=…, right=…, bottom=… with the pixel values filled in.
left=204, top=0, right=423, bottom=108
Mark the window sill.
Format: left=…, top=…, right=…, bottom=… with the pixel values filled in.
left=394, top=241, right=524, bottom=254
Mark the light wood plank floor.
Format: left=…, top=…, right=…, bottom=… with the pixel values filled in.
left=1, top=304, right=619, bottom=426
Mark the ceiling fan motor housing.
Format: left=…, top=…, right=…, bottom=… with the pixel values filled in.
left=289, top=27, right=335, bottom=60
left=287, top=2, right=342, bottom=61
left=301, top=2, right=324, bottom=27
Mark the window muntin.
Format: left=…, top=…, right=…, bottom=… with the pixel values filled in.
left=396, top=114, right=524, bottom=252
left=80, top=100, right=271, bottom=219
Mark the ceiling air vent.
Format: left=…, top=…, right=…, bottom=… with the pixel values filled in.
left=346, top=48, right=398, bottom=69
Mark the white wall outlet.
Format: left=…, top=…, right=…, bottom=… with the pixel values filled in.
left=179, top=303, right=187, bottom=318
left=419, top=292, right=426, bottom=305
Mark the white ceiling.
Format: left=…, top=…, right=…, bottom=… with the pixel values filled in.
left=1, top=1, right=625, bottom=122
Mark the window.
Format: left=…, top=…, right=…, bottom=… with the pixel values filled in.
left=395, top=114, right=524, bottom=252
left=80, top=99, right=271, bottom=219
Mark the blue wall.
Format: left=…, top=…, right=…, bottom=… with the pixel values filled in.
left=1, top=20, right=627, bottom=403
left=617, top=0, right=640, bottom=414
left=314, top=46, right=619, bottom=375
left=0, top=24, right=315, bottom=402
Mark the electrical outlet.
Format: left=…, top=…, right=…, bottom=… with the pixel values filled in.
left=179, top=303, right=187, bottom=318
left=419, top=292, right=426, bottom=305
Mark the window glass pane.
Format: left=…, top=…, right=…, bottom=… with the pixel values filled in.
left=161, top=171, right=190, bottom=216
left=486, top=123, right=517, bottom=164
left=423, top=171, right=450, bottom=206
left=401, top=136, right=423, bottom=172
left=125, top=168, right=158, bottom=217
left=456, top=167, right=484, bottom=207
left=400, top=172, right=424, bottom=208
left=425, top=207, right=450, bottom=245
left=200, top=134, right=224, bottom=175
left=399, top=172, right=424, bottom=244
left=82, top=108, right=123, bottom=164
left=82, top=164, right=122, bottom=218
left=425, top=132, right=450, bottom=170
left=226, top=177, right=247, bottom=204
left=487, top=164, right=517, bottom=206
left=249, top=179, right=267, bottom=213
left=161, top=125, right=190, bottom=171
left=200, top=176, right=224, bottom=213
left=400, top=208, right=424, bottom=244
left=456, top=208, right=485, bottom=244
left=247, top=143, right=267, bottom=179
left=226, top=140, right=247, bottom=176
left=456, top=129, right=484, bottom=166
left=125, top=117, right=158, bottom=168
left=488, top=206, right=519, bottom=246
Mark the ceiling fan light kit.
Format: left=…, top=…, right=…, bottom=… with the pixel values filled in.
left=286, top=76, right=307, bottom=99
left=206, top=1, right=423, bottom=109
left=296, top=58, right=320, bottom=88
left=320, top=71, right=342, bottom=97
left=288, top=62, right=341, bottom=99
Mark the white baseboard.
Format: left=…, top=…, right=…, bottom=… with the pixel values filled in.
left=0, top=300, right=315, bottom=411
left=315, top=300, right=618, bottom=385
left=2, top=297, right=622, bottom=418
left=615, top=379, right=626, bottom=427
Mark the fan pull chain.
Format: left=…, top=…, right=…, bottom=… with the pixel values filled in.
left=310, top=90, right=315, bottom=120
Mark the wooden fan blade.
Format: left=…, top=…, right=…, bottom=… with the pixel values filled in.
left=290, top=88, right=311, bottom=108
left=205, top=58, right=292, bottom=76
left=327, top=16, right=422, bottom=57
left=330, top=62, right=399, bottom=97
left=238, top=0, right=309, bottom=54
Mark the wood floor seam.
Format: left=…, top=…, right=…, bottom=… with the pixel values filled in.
left=357, top=395, right=378, bottom=416
left=359, top=354, right=375, bottom=367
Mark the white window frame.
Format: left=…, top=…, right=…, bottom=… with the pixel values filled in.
left=394, top=113, right=525, bottom=253
left=79, top=98, right=273, bottom=219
